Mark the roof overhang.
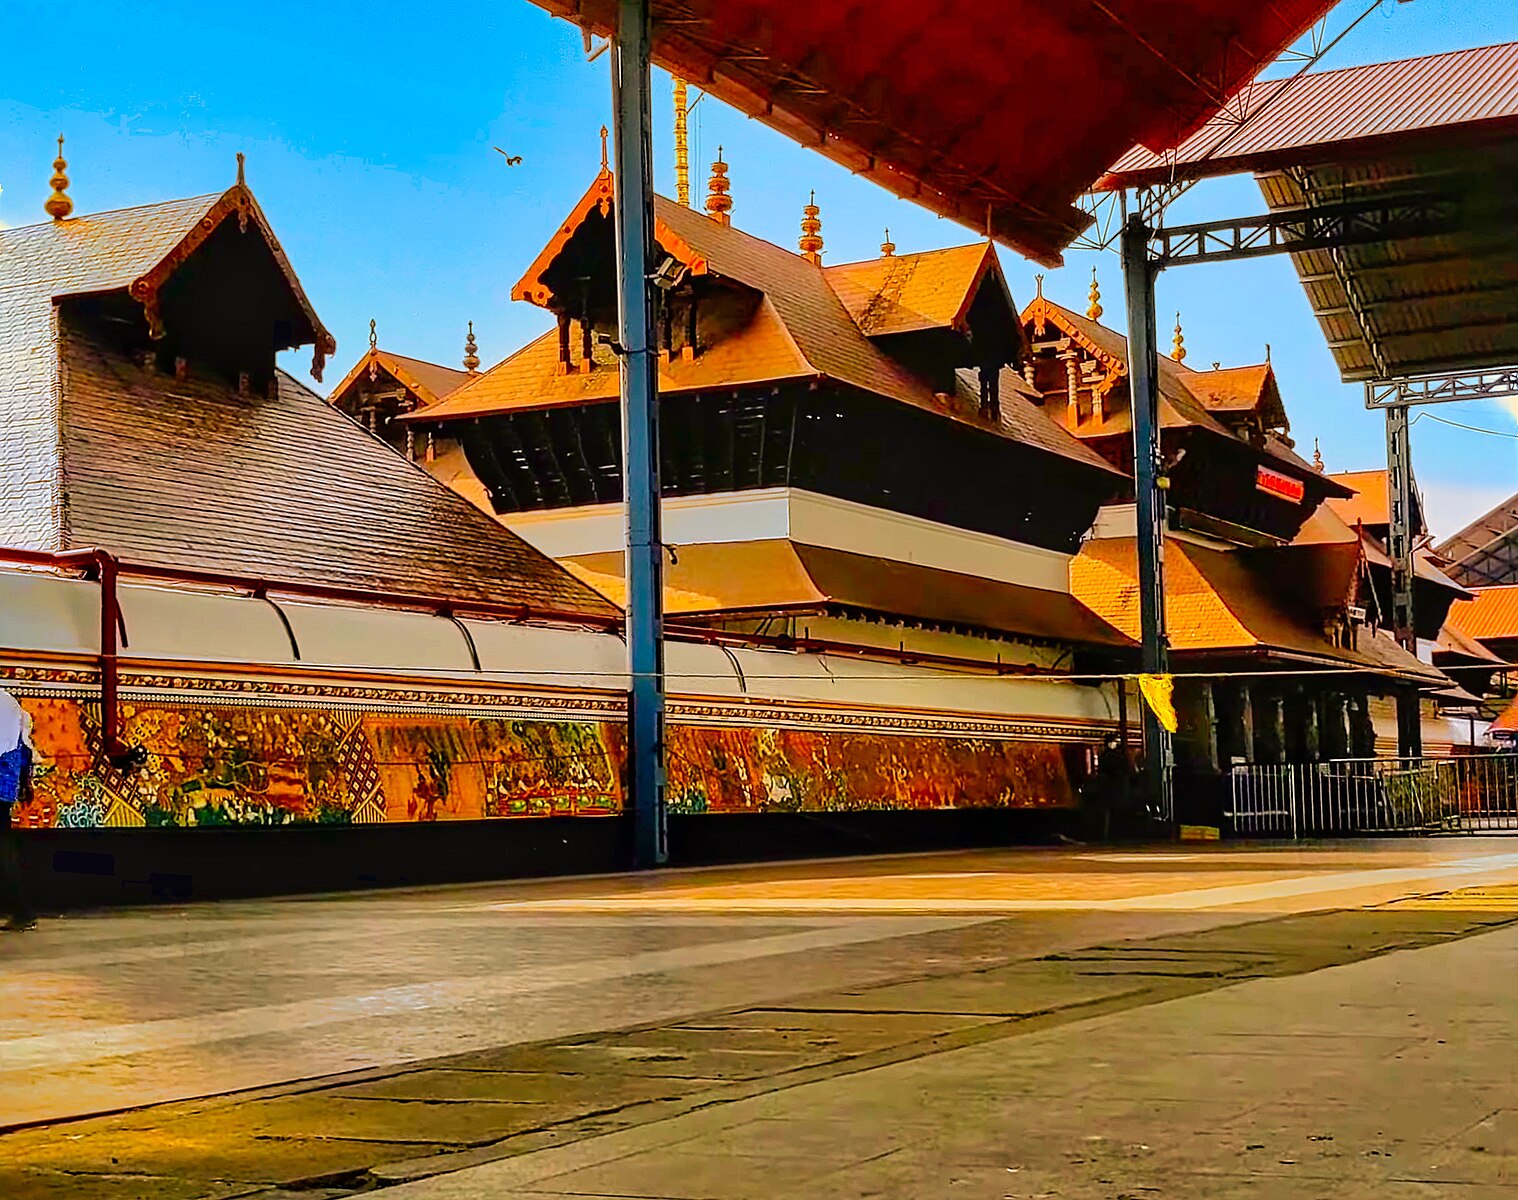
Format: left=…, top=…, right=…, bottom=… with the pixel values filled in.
left=1099, top=42, right=1518, bottom=384
left=527, top=0, right=1333, bottom=266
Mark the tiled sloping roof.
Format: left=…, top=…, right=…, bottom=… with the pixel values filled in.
left=1025, top=298, right=1235, bottom=438
left=56, top=314, right=618, bottom=617
left=1437, top=620, right=1506, bottom=666
left=326, top=350, right=472, bottom=410
left=824, top=243, right=994, bottom=336
left=1023, top=299, right=1347, bottom=492
left=1493, top=694, right=1518, bottom=733
left=1185, top=364, right=1274, bottom=413
left=417, top=191, right=1117, bottom=477
left=568, top=539, right=1131, bottom=647
left=0, top=195, right=225, bottom=552
left=1446, top=585, right=1518, bottom=642
left=413, top=297, right=812, bottom=421
left=1072, top=535, right=1441, bottom=681
left=1326, top=470, right=1390, bottom=529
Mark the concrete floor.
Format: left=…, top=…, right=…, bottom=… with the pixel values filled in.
left=5, top=839, right=1518, bottom=1197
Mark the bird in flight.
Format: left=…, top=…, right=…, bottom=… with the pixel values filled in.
left=493, top=147, right=523, bottom=166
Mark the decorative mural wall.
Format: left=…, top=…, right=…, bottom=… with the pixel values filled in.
left=11, top=695, right=1078, bottom=831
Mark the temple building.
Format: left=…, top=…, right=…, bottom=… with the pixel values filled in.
left=1015, top=293, right=1465, bottom=773
left=326, top=324, right=491, bottom=511
left=394, top=152, right=1138, bottom=691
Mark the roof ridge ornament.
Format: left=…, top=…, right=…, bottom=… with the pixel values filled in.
left=880, top=228, right=895, bottom=257
left=599, top=125, right=609, bottom=172
left=1313, top=437, right=1325, bottom=473
left=704, top=147, right=732, bottom=226
left=236, top=151, right=246, bottom=187
left=45, top=134, right=72, bottom=222
left=1171, top=311, right=1186, bottom=362
left=1086, top=267, right=1102, bottom=320
left=464, top=321, right=481, bottom=373
left=799, top=190, right=823, bottom=264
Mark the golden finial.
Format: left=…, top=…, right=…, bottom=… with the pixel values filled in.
left=880, top=228, right=895, bottom=257
left=1086, top=267, right=1103, bottom=321
left=463, top=321, right=480, bottom=373
left=1171, top=312, right=1187, bottom=362
left=599, top=125, right=609, bottom=172
left=704, top=148, right=732, bottom=226
left=236, top=152, right=246, bottom=186
left=673, top=78, right=691, bottom=208
left=1312, top=438, right=1325, bottom=473
left=368, top=318, right=378, bottom=350
left=799, top=190, right=823, bottom=264
left=44, top=134, right=72, bottom=221
left=1034, top=273, right=1045, bottom=300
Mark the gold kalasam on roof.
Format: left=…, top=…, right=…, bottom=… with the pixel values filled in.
left=464, top=321, right=480, bottom=373
left=799, top=191, right=823, bottom=263
left=1086, top=267, right=1102, bottom=320
left=704, top=149, right=732, bottom=225
left=45, top=135, right=72, bottom=221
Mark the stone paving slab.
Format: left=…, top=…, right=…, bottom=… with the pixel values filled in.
left=3, top=900, right=1514, bottom=1199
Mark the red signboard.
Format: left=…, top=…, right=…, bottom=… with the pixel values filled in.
left=1256, top=466, right=1306, bottom=503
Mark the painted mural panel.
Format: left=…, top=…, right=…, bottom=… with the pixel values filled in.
left=11, top=696, right=1076, bottom=830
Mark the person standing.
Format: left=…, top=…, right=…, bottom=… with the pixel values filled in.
left=0, top=689, right=37, bottom=931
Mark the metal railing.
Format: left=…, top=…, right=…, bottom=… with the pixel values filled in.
left=1226, top=755, right=1518, bottom=837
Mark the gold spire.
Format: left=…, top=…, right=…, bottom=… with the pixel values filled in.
left=798, top=190, right=823, bottom=264
left=1034, top=273, right=1045, bottom=300
left=1086, top=267, right=1103, bottom=320
left=236, top=151, right=246, bottom=187
left=704, top=147, right=732, bottom=226
left=368, top=318, right=378, bottom=350
left=880, top=228, right=895, bottom=257
left=44, top=134, right=72, bottom=222
left=1312, top=438, right=1325, bottom=473
left=673, top=78, right=691, bottom=208
left=367, top=319, right=379, bottom=381
left=463, top=321, right=480, bottom=373
left=599, top=125, right=609, bottom=172
left=1171, top=312, right=1187, bottom=362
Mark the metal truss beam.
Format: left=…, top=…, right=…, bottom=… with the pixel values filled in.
left=1148, top=191, right=1462, bottom=269
left=1365, top=366, right=1518, bottom=409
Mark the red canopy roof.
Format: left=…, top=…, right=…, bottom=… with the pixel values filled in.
left=527, top=0, right=1333, bottom=265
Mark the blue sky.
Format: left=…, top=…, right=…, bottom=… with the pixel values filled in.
left=2, top=0, right=1514, bottom=539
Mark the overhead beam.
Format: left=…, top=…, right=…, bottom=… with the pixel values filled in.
left=1148, top=191, right=1465, bottom=269
left=1365, top=366, right=1518, bottom=408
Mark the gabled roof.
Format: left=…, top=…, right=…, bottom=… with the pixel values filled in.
left=824, top=242, right=1000, bottom=337
left=50, top=313, right=616, bottom=615
left=415, top=184, right=1118, bottom=478
left=1072, top=534, right=1442, bottom=683
left=565, top=539, right=1131, bottom=647
left=0, top=184, right=336, bottom=378
left=1022, top=298, right=1348, bottom=492
left=1325, top=470, right=1391, bottom=530
left=1446, top=585, right=1518, bottom=644
left=328, top=348, right=472, bottom=409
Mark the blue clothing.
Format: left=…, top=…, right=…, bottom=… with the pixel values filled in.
left=0, top=743, right=31, bottom=805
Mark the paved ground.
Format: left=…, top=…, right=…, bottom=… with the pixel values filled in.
left=5, top=839, right=1518, bottom=1198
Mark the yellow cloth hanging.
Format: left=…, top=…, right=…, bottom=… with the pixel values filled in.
left=1137, top=673, right=1178, bottom=734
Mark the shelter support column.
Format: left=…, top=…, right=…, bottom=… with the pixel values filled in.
left=612, top=0, right=668, bottom=868
left=1120, top=215, right=1172, bottom=819
left=1385, top=402, right=1421, bottom=757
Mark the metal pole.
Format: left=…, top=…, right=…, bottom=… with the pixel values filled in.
left=1120, top=214, right=1173, bottom=823
left=1383, top=402, right=1423, bottom=757
left=611, top=0, right=668, bottom=868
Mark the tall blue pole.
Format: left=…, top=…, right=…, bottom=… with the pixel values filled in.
left=611, top=0, right=668, bottom=867
left=1120, top=214, right=1173, bottom=821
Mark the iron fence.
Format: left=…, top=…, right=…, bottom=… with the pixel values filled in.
left=1225, top=755, right=1518, bottom=837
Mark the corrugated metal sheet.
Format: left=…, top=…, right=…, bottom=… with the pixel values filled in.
left=1102, top=42, right=1518, bottom=187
